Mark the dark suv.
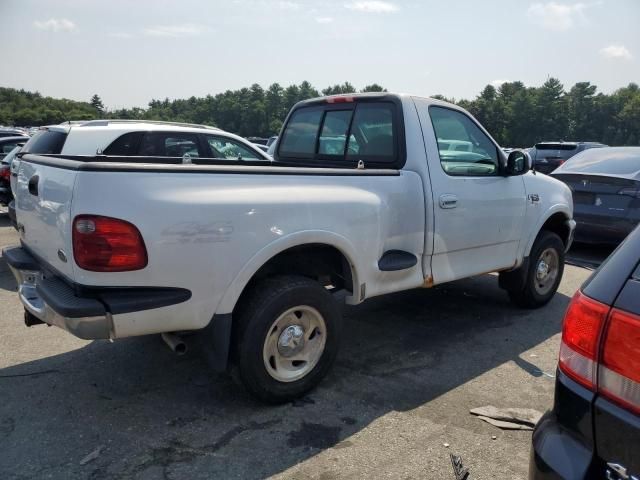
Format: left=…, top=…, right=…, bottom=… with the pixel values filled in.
left=530, top=225, right=640, bottom=479
left=530, top=142, right=607, bottom=174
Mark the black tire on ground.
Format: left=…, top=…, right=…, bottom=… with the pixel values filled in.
left=232, top=275, right=342, bottom=404
left=507, top=231, right=565, bottom=309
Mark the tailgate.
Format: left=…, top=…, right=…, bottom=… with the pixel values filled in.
left=15, top=158, right=77, bottom=278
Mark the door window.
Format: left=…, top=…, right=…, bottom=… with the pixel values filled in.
left=205, top=136, right=262, bottom=160
left=429, top=106, right=499, bottom=176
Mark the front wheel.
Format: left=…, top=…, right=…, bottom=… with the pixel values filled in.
left=507, top=231, right=565, bottom=308
left=233, top=275, right=341, bottom=403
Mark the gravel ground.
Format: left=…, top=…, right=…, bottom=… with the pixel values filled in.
left=0, top=216, right=598, bottom=479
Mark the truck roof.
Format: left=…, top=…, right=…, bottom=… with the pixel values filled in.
left=293, top=92, right=462, bottom=111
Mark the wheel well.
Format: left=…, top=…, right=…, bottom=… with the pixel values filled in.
left=540, top=213, right=570, bottom=248
left=235, top=244, right=354, bottom=312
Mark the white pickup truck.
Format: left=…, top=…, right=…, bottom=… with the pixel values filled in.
left=4, top=94, right=575, bottom=403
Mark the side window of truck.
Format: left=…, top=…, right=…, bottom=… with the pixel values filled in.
left=429, top=106, right=499, bottom=176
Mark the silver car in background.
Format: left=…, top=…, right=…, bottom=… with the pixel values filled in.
left=551, top=147, right=640, bottom=244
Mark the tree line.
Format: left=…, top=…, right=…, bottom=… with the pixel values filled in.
left=1, top=78, right=638, bottom=147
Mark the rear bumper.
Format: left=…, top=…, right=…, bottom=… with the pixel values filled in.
left=529, top=411, right=594, bottom=480
left=573, top=213, right=636, bottom=245
left=3, top=245, right=191, bottom=340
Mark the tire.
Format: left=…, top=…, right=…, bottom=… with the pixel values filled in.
left=233, top=275, right=342, bottom=404
left=508, top=231, right=565, bottom=309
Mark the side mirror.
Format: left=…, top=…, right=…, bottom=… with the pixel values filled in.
left=505, top=150, right=531, bottom=176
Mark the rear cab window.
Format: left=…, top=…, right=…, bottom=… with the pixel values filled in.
left=277, top=97, right=403, bottom=168
left=22, top=129, right=67, bottom=154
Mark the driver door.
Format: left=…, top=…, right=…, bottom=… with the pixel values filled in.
left=415, top=102, right=527, bottom=284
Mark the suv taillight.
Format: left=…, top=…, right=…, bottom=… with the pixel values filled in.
left=72, top=215, right=147, bottom=272
left=599, top=308, right=640, bottom=415
left=559, top=291, right=608, bottom=389
left=0, top=164, right=10, bottom=181
left=559, top=290, right=640, bottom=414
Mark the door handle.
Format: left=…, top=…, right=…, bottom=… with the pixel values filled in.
left=28, top=175, right=39, bottom=196
left=439, top=194, right=458, bottom=209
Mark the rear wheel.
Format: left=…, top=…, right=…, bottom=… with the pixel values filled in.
left=508, top=231, right=565, bottom=308
left=233, top=275, right=341, bottom=403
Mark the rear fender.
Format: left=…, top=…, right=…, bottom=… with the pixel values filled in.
left=215, top=230, right=360, bottom=315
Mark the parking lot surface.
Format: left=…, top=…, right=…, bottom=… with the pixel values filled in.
left=0, top=216, right=597, bottom=479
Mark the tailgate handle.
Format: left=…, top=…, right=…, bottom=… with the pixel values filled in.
left=28, top=175, right=39, bottom=196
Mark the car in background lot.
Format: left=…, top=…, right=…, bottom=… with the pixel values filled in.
left=530, top=223, right=640, bottom=480
left=16, top=120, right=270, bottom=160
left=252, top=143, right=270, bottom=153
left=0, top=128, right=28, bottom=139
left=0, top=136, right=28, bottom=161
left=267, top=136, right=278, bottom=156
left=531, top=141, right=607, bottom=174
left=552, top=147, right=640, bottom=245
left=0, top=137, right=28, bottom=208
left=266, top=135, right=278, bottom=147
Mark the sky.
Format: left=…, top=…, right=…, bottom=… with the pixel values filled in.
left=0, top=0, right=638, bottom=109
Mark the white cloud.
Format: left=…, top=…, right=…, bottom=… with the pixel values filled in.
left=143, top=24, right=206, bottom=37
left=278, top=1, right=301, bottom=9
left=526, top=2, right=587, bottom=31
left=600, top=44, right=632, bottom=60
left=33, top=18, right=76, bottom=32
left=108, top=32, right=133, bottom=39
left=490, top=79, right=510, bottom=88
left=315, top=16, right=334, bottom=23
left=345, top=1, right=399, bottom=13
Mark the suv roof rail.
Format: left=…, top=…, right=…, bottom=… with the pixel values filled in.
left=77, top=119, right=221, bottom=131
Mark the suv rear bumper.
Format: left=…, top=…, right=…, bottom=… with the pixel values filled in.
left=3, top=245, right=191, bottom=340
left=529, top=411, right=594, bottom=480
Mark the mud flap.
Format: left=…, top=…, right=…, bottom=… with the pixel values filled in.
left=196, top=313, right=233, bottom=372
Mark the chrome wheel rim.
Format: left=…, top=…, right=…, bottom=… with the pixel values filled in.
left=262, top=306, right=326, bottom=383
left=534, top=247, right=559, bottom=296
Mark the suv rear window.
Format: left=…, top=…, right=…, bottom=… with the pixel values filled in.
left=22, top=130, right=67, bottom=154
left=278, top=101, right=399, bottom=166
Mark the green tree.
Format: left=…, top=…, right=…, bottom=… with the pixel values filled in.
left=90, top=94, right=104, bottom=116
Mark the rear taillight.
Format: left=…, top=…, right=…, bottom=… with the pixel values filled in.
left=559, top=290, right=640, bottom=415
left=599, top=308, right=640, bottom=415
left=72, top=215, right=147, bottom=272
left=0, top=165, right=10, bottom=181
left=559, top=291, right=609, bottom=389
